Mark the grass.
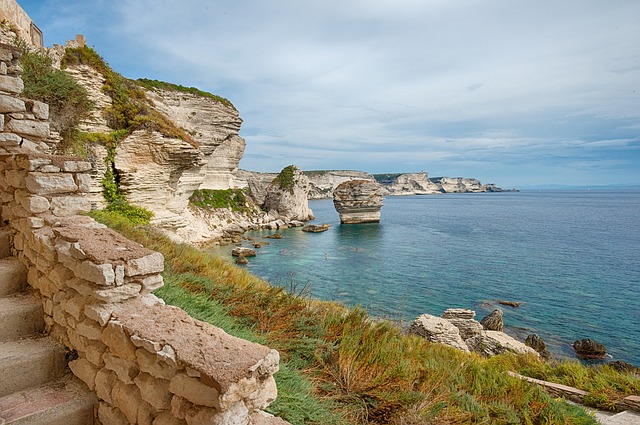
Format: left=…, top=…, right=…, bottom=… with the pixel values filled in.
left=190, top=189, right=250, bottom=212
left=88, top=210, right=639, bottom=424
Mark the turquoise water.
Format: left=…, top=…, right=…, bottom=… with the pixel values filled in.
left=213, top=191, right=640, bottom=364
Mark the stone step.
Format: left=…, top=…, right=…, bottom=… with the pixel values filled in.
left=0, top=374, right=96, bottom=425
left=0, top=228, right=11, bottom=259
left=0, top=258, right=27, bottom=297
left=0, top=337, right=66, bottom=398
left=0, top=294, right=44, bottom=342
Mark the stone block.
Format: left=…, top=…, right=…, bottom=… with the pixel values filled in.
left=25, top=172, right=77, bottom=194
left=136, top=347, right=177, bottom=380
left=5, top=169, right=27, bottom=188
left=15, top=155, right=50, bottom=171
left=95, top=368, right=118, bottom=404
left=153, top=411, right=188, bottom=425
left=185, top=401, right=248, bottom=425
left=125, top=252, right=165, bottom=276
left=103, top=352, right=140, bottom=384
left=138, top=402, right=155, bottom=425
left=112, top=381, right=142, bottom=423
left=98, top=402, right=129, bottom=425
left=0, top=61, right=6, bottom=75
left=62, top=160, right=92, bottom=172
left=93, top=282, right=142, bottom=303
left=69, top=358, right=98, bottom=390
left=51, top=195, right=92, bottom=216
left=139, top=273, right=164, bottom=294
left=75, top=318, right=103, bottom=341
left=31, top=100, right=49, bottom=120
left=135, top=372, right=173, bottom=410
left=0, top=74, right=24, bottom=94
left=69, top=260, right=115, bottom=286
left=84, top=339, right=107, bottom=367
left=5, top=118, right=49, bottom=139
left=85, top=303, right=116, bottom=326
left=169, top=373, right=221, bottom=409
left=102, top=320, right=137, bottom=360
left=74, top=173, right=92, bottom=192
left=49, top=263, right=75, bottom=287
left=0, top=132, right=22, bottom=146
left=15, top=191, right=50, bottom=213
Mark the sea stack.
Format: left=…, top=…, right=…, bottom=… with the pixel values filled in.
left=333, top=180, right=384, bottom=224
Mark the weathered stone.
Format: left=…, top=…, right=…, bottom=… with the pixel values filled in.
left=102, top=320, right=137, bottom=359
left=153, top=411, right=188, bottom=425
left=169, top=373, right=221, bottom=409
left=263, top=166, right=314, bottom=222
left=25, top=172, right=77, bottom=194
left=0, top=94, right=26, bottom=113
left=0, top=132, right=22, bottom=146
left=441, top=308, right=476, bottom=320
left=112, top=381, right=142, bottom=424
left=136, top=347, right=177, bottom=380
left=407, top=313, right=470, bottom=352
left=30, top=100, right=49, bottom=120
left=573, top=338, right=607, bottom=359
left=378, top=172, right=442, bottom=196
left=135, top=372, right=173, bottom=410
left=301, top=223, right=330, bottom=233
left=0, top=74, right=24, bottom=94
left=16, top=192, right=50, bottom=213
left=98, top=402, right=129, bottom=425
left=74, top=173, right=92, bottom=192
left=125, top=251, right=164, bottom=276
left=95, top=369, right=118, bottom=404
left=51, top=195, right=92, bottom=216
left=480, top=309, right=504, bottom=332
left=68, top=358, right=98, bottom=390
left=103, top=352, right=140, bottom=384
left=466, top=331, right=538, bottom=357
left=5, top=118, right=49, bottom=139
left=333, top=179, right=384, bottom=224
left=75, top=319, right=103, bottom=341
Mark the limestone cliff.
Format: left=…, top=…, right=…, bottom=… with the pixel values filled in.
left=376, top=173, right=510, bottom=195
left=263, top=165, right=314, bottom=222
left=333, top=180, right=384, bottom=224
left=304, top=170, right=375, bottom=199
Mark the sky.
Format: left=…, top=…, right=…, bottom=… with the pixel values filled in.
left=16, top=0, right=640, bottom=188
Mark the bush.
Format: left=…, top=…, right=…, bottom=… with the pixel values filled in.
left=273, top=165, right=298, bottom=193
left=189, top=189, right=249, bottom=212
left=19, top=45, right=92, bottom=146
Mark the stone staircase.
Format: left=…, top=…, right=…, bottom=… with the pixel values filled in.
left=0, top=228, right=96, bottom=424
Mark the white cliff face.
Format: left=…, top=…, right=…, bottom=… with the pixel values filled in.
left=305, top=170, right=375, bottom=199
left=63, top=64, right=112, bottom=134
left=379, top=172, right=441, bottom=195
left=433, top=177, right=485, bottom=193
left=145, top=88, right=246, bottom=190
left=114, top=130, right=206, bottom=230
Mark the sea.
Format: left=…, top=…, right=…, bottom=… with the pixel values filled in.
left=211, top=190, right=640, bottom=365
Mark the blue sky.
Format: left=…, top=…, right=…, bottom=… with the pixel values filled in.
left=17, top=0, right=640, bottom=188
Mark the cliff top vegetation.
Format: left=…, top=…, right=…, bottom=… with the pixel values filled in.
left=89, top=210, right=640, bottom=425
left=273, top=165, right=298, bottom=193
left=136, top=78, right=236, bottom=110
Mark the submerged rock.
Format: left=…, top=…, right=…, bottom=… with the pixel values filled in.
left=525, top=334, right=551, bottom=360
left=480, top=309, right=504, bottom=332
left=466, top=331, right=538, bottom=357
left=573, top=338, right=607, bottom=359
left=498, top=300, right=522, bottom=308
left=235, top=255, right=248, bottom=265
left=333, top=180, right=384, bottom=224
left=407, top=314, right=470, bottom=353
left=301, top=223, right=330, bottom=233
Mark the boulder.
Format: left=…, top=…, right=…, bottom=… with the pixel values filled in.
left=301, top=223, right=330, bottom=233
left=235, top=255, right=248, bottom=265
left=607, top=361, right=640, bottom=375
left=333, top=180, right=384, bottom=224
left=466, top=331, right=539, bottom=357
left=407, top=314, right=470, bottom=353
left=480, top=309, right=504, bottom=332
left=498, top=300, right=522, bottom=308
left=573, top=338, right=607, bottom=359
left=525, top=334, right=551, bottom=360
left=441, top=308, right=483, bottom=340
left=231, top=247, right=256, bottom=257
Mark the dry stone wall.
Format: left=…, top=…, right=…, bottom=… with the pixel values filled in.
left=0, top=43, right=286, bottom=425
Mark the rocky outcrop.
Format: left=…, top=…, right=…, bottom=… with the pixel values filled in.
left=301, top=223, right=330, bottom=233
left=480, top=309, right=504, bottom=332
left=441, top=308, right=483, bottom=340
left=333, top=180, right=384, bottom=224
left=573, top=338, right=607, bottom=359
left=466, top=331, right=538, bottom=357
left=407, top=314, right=470, bottom=353
left=525, top=334, right=551, bottom=360
left=263, top=166, right=314, bottom=222
left=304, top=170, right=375, bottom=199
left=376, top=172, right=442, bottom=195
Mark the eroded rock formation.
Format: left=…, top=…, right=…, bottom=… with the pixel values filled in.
left=480, top=309, right=504, bottom=332
left=376, top=172, right=442, bottom=195
left=263, top=165, right=314, bottom=222
left=407, top=314, right=470, bottom=353
left=305, top=170, right=375, bottom=199
left=333, top=180, right=384, bottom=224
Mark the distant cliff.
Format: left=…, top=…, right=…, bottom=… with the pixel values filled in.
left=375, top=172, right=512, bottom=195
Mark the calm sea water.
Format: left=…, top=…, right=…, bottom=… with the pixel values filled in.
left=212, top=191, right=640, bottom=364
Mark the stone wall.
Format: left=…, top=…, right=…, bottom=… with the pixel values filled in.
left=0, top=43, right=285, bottom=425
left=0, top=0, right=43, bottom=47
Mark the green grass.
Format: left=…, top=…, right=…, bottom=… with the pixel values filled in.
left=88, top=211, right=638, bottom=424
left=189, top=189, right=249, bottom=212
left=136, top=78, right=236, bottom=110
left=273, top=165, right=298, bottom=193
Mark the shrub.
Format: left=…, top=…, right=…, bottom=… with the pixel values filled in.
left=190, top=189, right=249, bottom=212
left=273, top=165, right=298, bottom=193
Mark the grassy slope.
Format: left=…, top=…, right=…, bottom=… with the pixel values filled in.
left=89, top=212, right=638, bottom=425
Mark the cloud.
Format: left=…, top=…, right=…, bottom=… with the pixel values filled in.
left=20, top=0, right=640, bottom=186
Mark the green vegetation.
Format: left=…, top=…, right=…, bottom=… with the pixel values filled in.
left=136, top=78, right=235, bottom=110
left=189, top=189, right=249, bottom=212
left=87, top=212, right=640, bottom=425
left=274, top=165, right=298, bottom=193
left=61, top=46, right=195, bottom=146
left=18, top=43, right=92, bottom=146
left=372, top=173, right=403, bottom=183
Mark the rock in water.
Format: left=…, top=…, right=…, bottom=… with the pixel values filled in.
left=466, top=331, right=538, bottom=357
left=480, top=309, right=504, bottom=332
left=525, top=334, right=551, bottom=360
left=407, top=314, right=470, bottom=353
left=263, top=165, right=315, bottom=222
left=301, top=223, right=330, bottom=233
left=235, top=255, right=248, bottom=265
left=231, top=247, right=256, bottom=257
left=441, top=308, right=483, bottom=340
left=333, top=180, right=384, bottom=224
left=573, top=338, right=607, bottom=359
